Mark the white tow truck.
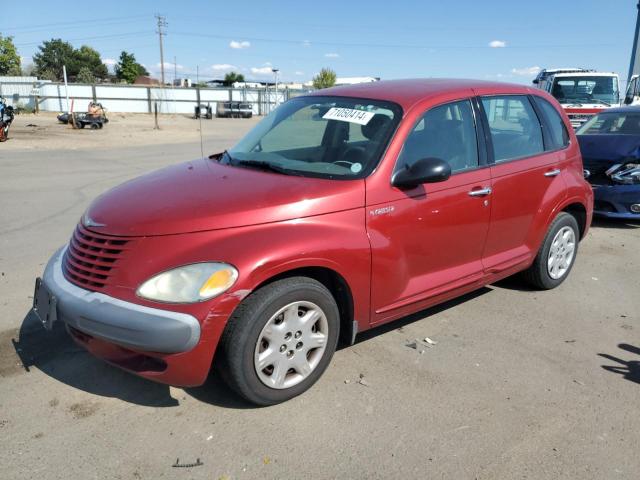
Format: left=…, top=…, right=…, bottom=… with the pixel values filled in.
left=533, top=68, right=620, bottom=129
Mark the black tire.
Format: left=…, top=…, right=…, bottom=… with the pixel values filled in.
left=523, top=212, right=580, bottom=290
left=217, top=277, right=340, bottom=406
left=90, top=123, right=99, bottom=130
left=79, top=123, right=85, bottom=129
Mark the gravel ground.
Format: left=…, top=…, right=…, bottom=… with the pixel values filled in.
left=0, top=114, right=639, bottom=480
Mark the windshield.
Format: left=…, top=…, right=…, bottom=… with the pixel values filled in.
left=551, top=76, right=619, bottom=105
left=223, top=96, right=401, bottom=179
left=576, top=111, right=640, bottom=135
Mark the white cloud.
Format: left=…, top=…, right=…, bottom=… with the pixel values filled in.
left=324, top=52, right=340, bottom=58
left=302, top=40, right=311, bottom=47
left=295, top=71, right=304, bottom=76
left=488, top=40, right=507, bottom=48
left=211, top=64, right=237, bottom=71
left=230, top=40, right=251, bottom=49
left=102, top=58, right=117, bottom=66
left=511, top=65, right=541, bottom=76
left=251, top=66, right=274, bottom=75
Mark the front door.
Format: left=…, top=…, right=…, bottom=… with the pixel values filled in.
left=368, top=99, right=492, bottom=325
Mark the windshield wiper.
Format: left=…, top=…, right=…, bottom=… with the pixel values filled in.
left=590, top=99, right=612, bottom=106
left=233, top=159, right=292, bottom=175
left=221, top=149, right=235, bottom=164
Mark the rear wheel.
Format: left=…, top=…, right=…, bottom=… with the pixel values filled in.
left=0, top=124, right=8, bottom=142
left=218, top=277, right=340, bottom=405
left=523, top=212, right=579, bottom=289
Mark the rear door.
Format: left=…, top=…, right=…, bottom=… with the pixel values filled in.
left=478, top=94, right=567, bottom=274
left=368, top=98, right=492, bottom=325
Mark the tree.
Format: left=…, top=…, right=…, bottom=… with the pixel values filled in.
left=312, top=67, right=337, bottom=89
left=33, top=39, right=109, bottom=82
left=223, top=71, right=245, bottom=86
left=76, top=66, right=96, bottom=84
left=71, top=45, right=107, bottom=80
left=0, top=35, right=22, bottom=76
left=33, top=38, right=74, bottom=81
left=115, top=51, right=148, bottom=84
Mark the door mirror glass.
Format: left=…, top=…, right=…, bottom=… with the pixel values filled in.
left=392, top=157, right=451, bottom=188
left=624, top=94, right=633, bottom=105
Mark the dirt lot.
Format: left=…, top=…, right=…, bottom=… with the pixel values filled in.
left=0, top=113, right=639, bottom=480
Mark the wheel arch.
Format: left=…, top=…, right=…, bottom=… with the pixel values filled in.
left=561, top=201, right=588, bottom=239
left=248, top=266, right=357, bottom=346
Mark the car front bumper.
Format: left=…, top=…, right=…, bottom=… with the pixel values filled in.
left=592, top=184, right=640, bottom=220
left=38, top=247, right=201, bottom=353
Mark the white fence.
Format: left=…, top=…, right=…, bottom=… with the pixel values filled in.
left=0, top=80, right=307, bottom=115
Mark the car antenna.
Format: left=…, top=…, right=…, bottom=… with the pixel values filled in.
left=196, top=65, right=205, bottom=159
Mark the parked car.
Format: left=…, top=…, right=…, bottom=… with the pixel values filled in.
left=576, top=106, right=640, bottom=218
left=216, top=101, right=253, bottom=118
left=33, top=79, right=593, bottom=405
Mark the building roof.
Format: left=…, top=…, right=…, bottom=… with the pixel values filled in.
left=307, top=78, right=538, bottom=110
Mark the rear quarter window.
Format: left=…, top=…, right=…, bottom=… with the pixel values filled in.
left=532, top=96, right=570, bottom=150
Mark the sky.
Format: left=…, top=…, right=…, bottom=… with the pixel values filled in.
left=2, top=0, right=638, bottom=87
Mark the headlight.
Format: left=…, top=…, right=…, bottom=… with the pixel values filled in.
left=137, top=263, right=238, bottom=303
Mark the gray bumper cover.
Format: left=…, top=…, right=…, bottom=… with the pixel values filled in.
left=41, top=247, right=201, bottom=353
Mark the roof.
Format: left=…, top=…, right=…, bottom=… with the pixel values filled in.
left=307, top=78, right=538, bottom=110
left=550, top=71, right=618, bottom=77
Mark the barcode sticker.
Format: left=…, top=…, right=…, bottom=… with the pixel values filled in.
left=322, top=107, right=375, bottom=125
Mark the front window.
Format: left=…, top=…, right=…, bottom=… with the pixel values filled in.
left=223, top=96, right=401, bottom=179
left=395, top=99, right=479, bottom=174
left=551, top=76, right=619, bottom=106
left=576, top=111, right=640, bottom=135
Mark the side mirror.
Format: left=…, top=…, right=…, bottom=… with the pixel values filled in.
left=624, top=95, right=633, bottom=105
left=391, top=157, right=451, bottom=189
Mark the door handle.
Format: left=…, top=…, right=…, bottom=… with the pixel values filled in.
left=544, top=168, right=561, bottom=177
left=468, top=187, right=492, bottom=197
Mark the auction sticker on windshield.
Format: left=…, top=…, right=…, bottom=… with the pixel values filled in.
left=322, top=107, right=375, bottom=125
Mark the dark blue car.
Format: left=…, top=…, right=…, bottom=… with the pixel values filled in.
left=576, top=106, right=640, bottom=219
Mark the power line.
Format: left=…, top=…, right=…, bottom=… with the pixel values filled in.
left=2, top=15, right=149, bottom=33
left=14, top=31, right=154, bottom=47
left=170, top=31, right=616, bottom=51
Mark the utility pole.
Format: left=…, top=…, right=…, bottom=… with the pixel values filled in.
left=628, top=1, right=640, bottom=83
left=272, top=68, right=279, bottom=107
left=156, top=14, right=168, bottom=85
left=174, top=55, right=177, bottom=86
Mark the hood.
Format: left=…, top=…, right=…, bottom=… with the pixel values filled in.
left=84, top=158, right=365, bottom=236
left=577, top=134, right=640, bottom=163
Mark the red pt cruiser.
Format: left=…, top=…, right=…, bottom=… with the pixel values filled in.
left=33, top=79, right=593, bottom=405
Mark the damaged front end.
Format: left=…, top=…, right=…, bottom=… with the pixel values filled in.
left=578, top=135, right=640, bottom=218
left=605, top=162, right=640, bottom=185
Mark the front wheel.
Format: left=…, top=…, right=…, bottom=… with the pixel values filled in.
left=523, top=212, right=580, bottom=289
left=217, top=277, right=340, bottom=405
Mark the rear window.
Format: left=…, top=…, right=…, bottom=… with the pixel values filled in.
left=481, top=95, right=544, bottom=162
left=532, top=96, right=570, bottom=150
left=576, top=111, right=640, bottom=135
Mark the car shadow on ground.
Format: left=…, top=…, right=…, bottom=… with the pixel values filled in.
left=591, top=218, right=640, bottom=230
left=11, top=287, right=495, bottom=410
left=599, top=344, right=640, bottom=385
left=10, top=311, right=180, bottom=407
